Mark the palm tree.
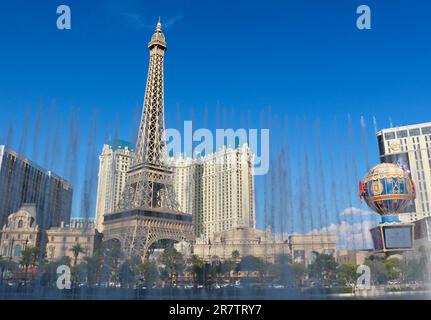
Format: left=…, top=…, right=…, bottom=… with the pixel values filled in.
left=230, top=250, right=241, bottom=282
left=187, top=255, right=204, bottom=287
left=231, top=250, right=240, bottom=262
left=20, top=246, right=40, bottom=285
left=221, top=259, right=236, bottom=284
left=20, top=247, right=33, bottom=273
left=30, top=247, right=40, bottom=267
left=70, top=243, right=85, bottom=266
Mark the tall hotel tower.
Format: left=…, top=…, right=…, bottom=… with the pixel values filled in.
left=0, top=145, right=73, bottom=229
left=94, top=141, right=134, bottom=232
left=377, top=122, right=431, bottom=222
left=168, top=144, right=256, bottom=240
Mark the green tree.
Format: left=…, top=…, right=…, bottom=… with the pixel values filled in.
left=103, top=240, right=123, bottom=287
left=84, top=245, right=104, bottom=286
left=239, top=256, right=257, bottom=275
left=364, top=255, right=388, bottom=284
left=255, top=257, right=267, bottom=282
left=139, top=260, right=159, bottom=288
left=220, top=259, right=236, bottom=284
left=82, top=255, right=100, bottom=286
left=20, top=246, right=40, bottom=271
left=239, top=256, right=266, bottom=283
left=337, top=264, right=357, bottom=290
left=118, top=259, right=137, bottom=288
left=290, top=262, right=306, bottom=287
left=160, top=247, right=183, bottom=287
left=384, top=257, right=403, bottom=281
left=71, top=263, right=87, bottom=286
left=70, top=243, right=85, bottom=266
left=308, top=253, right=338, bottom=286
left=20, top=246, right=41, bottom=285
left=187, top=255, right=204, bottom=287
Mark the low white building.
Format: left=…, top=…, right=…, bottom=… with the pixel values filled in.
left=46, top=218, right=101, bottom=264
left=0, top=204, right=40, bottom=263
left=193, top=226, right=337, bottom=265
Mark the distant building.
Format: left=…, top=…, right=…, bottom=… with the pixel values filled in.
left=336, top=249, right=372, bottom=266
left=169, top=144, right=256, bottom=240
left=377, top=122, right=431, bottom=222
left=46, top=218, right=101, bottom=264
left=193, top=227, right=336, bottom=265
left=289, top=234, right=337, bottom=265
left=0, top=204, right=41, bottom=263
left=193, top=226, right=288, bottom=263
left=0, top=146, right=73, bottom=229
left=95, top=141, right=134, bottom=232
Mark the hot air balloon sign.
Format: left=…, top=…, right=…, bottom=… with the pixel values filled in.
left=359, top=163, right=416, bottom=253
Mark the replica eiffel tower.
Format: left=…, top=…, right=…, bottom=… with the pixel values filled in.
left=118, top=19, right=178, bottom=211
left=103, top=20, right=194, bottom=259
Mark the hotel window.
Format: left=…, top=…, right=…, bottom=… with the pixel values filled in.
left=409, top=128, right=421, bottom=136
left=384, top=132, right=395, bottom=140
left=397, top=130, right=408, bottom=138
left=422, top=127, right=431, bottom=135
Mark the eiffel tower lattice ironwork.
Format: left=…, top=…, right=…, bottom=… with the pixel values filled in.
left=118, top=19, right=179, bottom=212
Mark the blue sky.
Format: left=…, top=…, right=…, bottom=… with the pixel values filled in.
left=1, top=0, right=430, bottom=248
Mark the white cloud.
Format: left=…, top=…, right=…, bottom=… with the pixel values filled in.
left=340, top=207, right=376, bottom=217
left=307, top=220, right=379, bottom=250
left=274, top=207, right=381, bottom=250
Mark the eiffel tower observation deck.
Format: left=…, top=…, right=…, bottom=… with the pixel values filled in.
left=103, top=19, right=194, bottom=259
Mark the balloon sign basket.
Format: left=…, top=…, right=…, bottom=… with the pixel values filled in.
left=369, top=216, right=415, bottom=255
